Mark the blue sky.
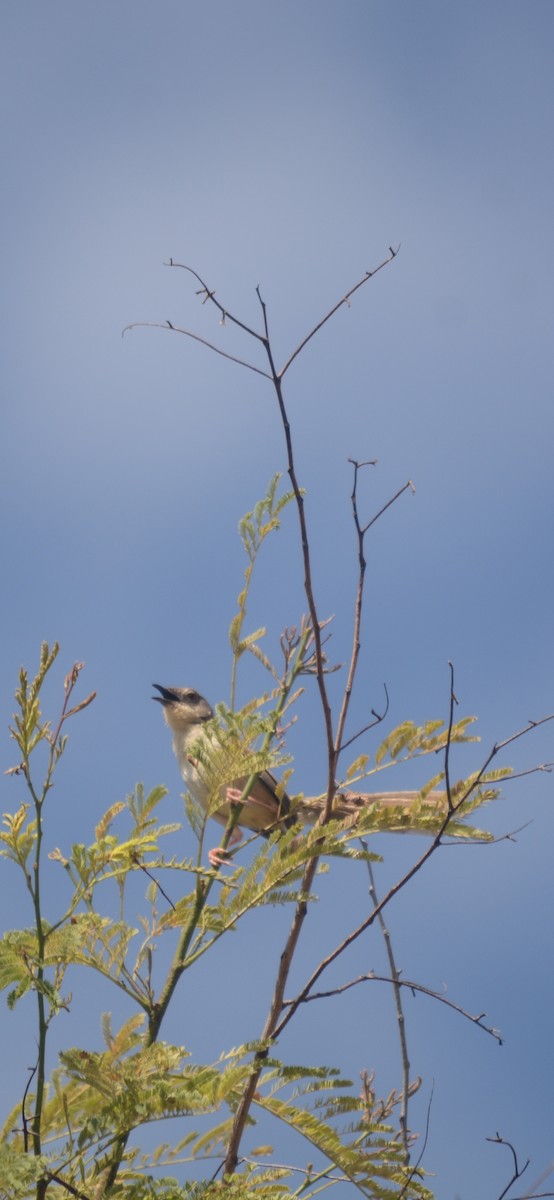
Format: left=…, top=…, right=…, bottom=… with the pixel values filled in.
left=1, top=2, right=553, bottom=1196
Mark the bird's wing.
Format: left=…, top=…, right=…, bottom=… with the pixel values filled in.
left=212, top=769, right=292, bottom=835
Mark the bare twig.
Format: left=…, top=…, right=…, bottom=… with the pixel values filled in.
left=362, top=850, right=412, bottom=1161
left=333, top=459, right=373, bottom=759
left=274, top=701, right=549, bottom=1038
left=21, top=1063, right=37, bottom=1152
left=338, top=684, right=390, bottom=754
left=257, top=296, right=336, bottom=790
left=278, top=246, right=400, bottom=377
left=240, top=1155, right=350, bottom=1183
left=397, top=1084, right=434, bottom=1200
left=482, top=716, right=554, bottom=762
left=335, top=461, right=413, bottom=758
left=273, top=820, right=446, bottom=1040
left=136, top=861, right=176, bottom=911
left=121, top=320, right=273, bottom=379
left=444, top=662, right=458, bottom=811
left=487, top=1133, right=530, bottom=1200
left=441, top=821, right=532, bottom=847
left=440, top=713, right=554, bottom=816
left=282, top=968, right=502, bottom=1041
left=501, top=764, right=553, bottom=781
left=358, top=476, right=416, bottom=536
left=164, top=259, right=268, bottom=343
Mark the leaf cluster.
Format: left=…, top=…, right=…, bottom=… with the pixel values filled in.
left=0, top=456, right=538, bottom=1198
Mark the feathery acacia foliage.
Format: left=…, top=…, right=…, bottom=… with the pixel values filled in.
left=0, top=613, right=526, bottom=1197
left=2, top=258, right=551, bottom=1199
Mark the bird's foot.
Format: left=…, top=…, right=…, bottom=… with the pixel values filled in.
left=226, top=786, right=246, bottom=805
left=208, top=824, right=243, bottom=868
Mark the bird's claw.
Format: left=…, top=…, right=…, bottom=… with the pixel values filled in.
left=208, top=821, right=243, bottom=867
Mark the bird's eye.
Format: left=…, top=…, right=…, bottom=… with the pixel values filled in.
left=185, top=690, right=199, bottom=704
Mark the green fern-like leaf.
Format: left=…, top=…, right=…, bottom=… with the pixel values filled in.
left=375, top=717, right=478, bottom=767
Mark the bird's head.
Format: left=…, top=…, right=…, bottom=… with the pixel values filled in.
left=152, top=684, right=213, bottom=733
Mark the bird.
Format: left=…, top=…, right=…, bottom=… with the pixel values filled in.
left=152, top=683, right=448, bottom=866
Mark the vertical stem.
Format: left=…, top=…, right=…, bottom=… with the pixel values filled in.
left=222, top=305, right=343, bottom=1178
left=31, top=811, right=46, bottom=1162
left=363, top=850, right=411, bottom=1163
left=258, top=315, right=336, bottom=803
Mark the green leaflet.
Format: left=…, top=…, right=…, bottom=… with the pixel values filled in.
left=375, top=717, right=478, bottom=766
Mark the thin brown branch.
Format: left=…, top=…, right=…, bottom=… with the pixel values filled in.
left=338, top=686, right=390, bottom=754
left=335, top=463, right=413, bottom=758
left=278, top=246, right=399, bottom=378
left=502, top=764, right=553, bottom=781
left=487, top=1133, right=530, bottom=1200
left=224, top=272, right=362, bottom=1173
left=446, top=714, right=554, bottom=813
left=256, top=283, right=270, bottom=339
left=201, top=457, right=549, bottom=1183
left=363, top=852, right=412, bottom=1161
left=491, top=715, right=554, bottom=756
left=222, top=853, right=320, bottom=1176
left=441, top=821, right=533, bottom=847
left=277, top=690, right=539, bottom=1038
left=136, top=861, right=176, bottom=911
left=273, top=822, right=447, bottom=1039
left=44, top=1173, right=92, bottom=1200
left=257, top=301, right=336, bottom=794
left=164, top=259, right=267, bottom=342
left=360, top=477, right=415, bottom=536
left=333, top=459, right=373, bottom=758
left=283, top=969, right=502, bottom=1042
left=444, top=662, right=458, bottom=812
left=21, top=1063, right=37, bottom=1152
left=397, top=1084, right=434, bottom=1200
left=121, top=320, right=273, bottom=379
left=240, top=1155, right=350, bottom=1184
left=274, top=696, right=533, bottom=1041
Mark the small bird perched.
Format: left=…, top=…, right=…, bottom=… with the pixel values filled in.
left=153, top=683, right=448, bottom=866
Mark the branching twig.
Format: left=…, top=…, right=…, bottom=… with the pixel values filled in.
left=273, top=819, right=446, bottom=1039
left=335, top=460, right=413, bottom=758
left=165, top=259, right=268, bottom=343
left=338, top=683, right=390, bottom=754
left=274, top=700, right=549, bottom=1038
left=282, top=968, right=503, bottom=1041
left=439, top=713, right=554, bottom=816
left=487, top=1133, right=530, bottom=1200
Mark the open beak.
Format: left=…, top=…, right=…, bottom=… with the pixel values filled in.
left=152, top=683, right=178, bottom=706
